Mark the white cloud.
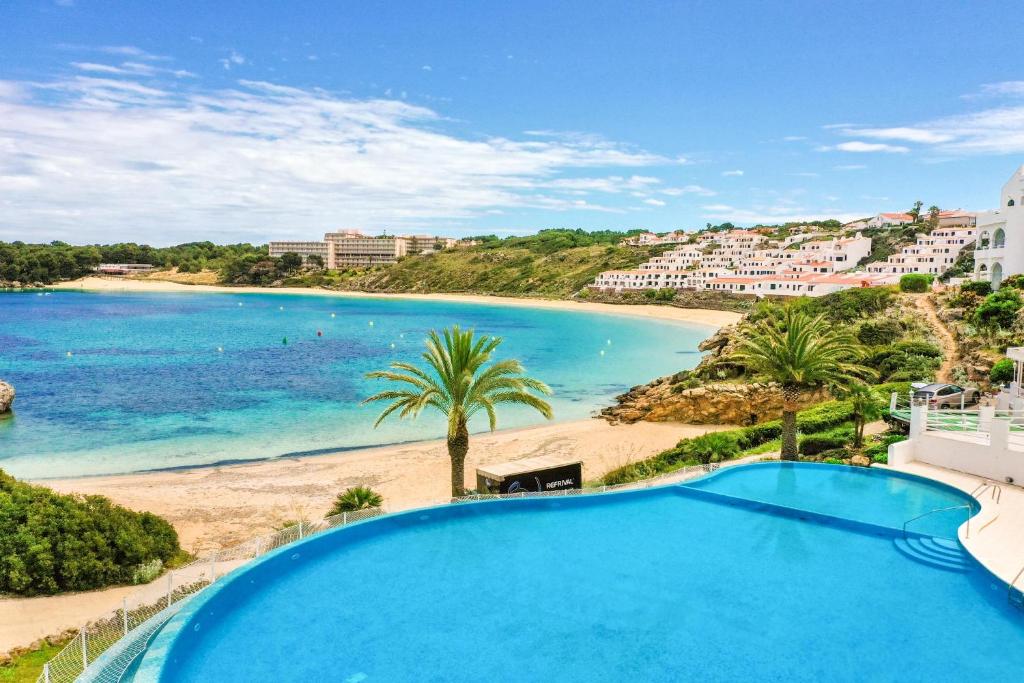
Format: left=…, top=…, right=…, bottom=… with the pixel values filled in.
left=661, top=184, right=716, bottom=197
left=819, top=141, right=910, bottom=153
left=966, top=81, right=1024, bottom=98
left=421, top=65, right=432, bottom=71
left=835, top=164, right=866, bottom=170
left=0, top=76, right=671, bottom=242
left=220, top=51, right=246, bottom=70
left=782, top=135, right=806, bottom=142
left=721, top=169, right=743, bottom=177
left=643, top=198, right=666, bottom=207
left=839, top=126, right=954, bottom=144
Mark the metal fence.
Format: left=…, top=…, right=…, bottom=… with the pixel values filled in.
left=36, top=463, right=719, bottom=683
left=36, top=508, right=383, bottom=683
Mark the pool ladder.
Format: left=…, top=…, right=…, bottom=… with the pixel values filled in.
left=901, top=504, right=973, bottom=539
left=970, top=481, right=1002, bottom=504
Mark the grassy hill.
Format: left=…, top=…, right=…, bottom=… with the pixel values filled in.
left=283, top=242, right=669, bottom=298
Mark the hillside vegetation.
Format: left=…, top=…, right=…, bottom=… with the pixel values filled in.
left=289, top=242, right=667, bottom=298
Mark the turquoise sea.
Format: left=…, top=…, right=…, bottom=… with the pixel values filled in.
left=0, top=290, right=709, bottom=479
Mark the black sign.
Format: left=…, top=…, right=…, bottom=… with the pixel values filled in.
left=498, top=463, right=582, bottom=494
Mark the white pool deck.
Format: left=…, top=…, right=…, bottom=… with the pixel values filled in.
left=886, top=461, right=1024, bottom=586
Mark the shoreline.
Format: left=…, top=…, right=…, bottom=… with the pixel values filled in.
left=47, top=276, right=744, bottom=329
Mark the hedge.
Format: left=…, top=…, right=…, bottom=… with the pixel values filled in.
left=0, top=469, right=181, bottom=595
left=899, top=273, right=933, bottom=293
left=799, top=427, right=854, bottom=456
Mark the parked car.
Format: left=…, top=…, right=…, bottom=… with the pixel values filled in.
left=912, top=383, right=981, bottom=408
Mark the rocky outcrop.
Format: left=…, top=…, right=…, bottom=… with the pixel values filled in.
left=0, top=380, right=14, bottom=413
left=601, top=377, right=830, bottom=425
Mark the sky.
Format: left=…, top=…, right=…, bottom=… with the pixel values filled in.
left=1, top=0, right=1023, bottom=245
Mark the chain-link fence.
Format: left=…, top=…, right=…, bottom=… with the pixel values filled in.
left=36, top=508, right=383, bottom=683
left=37, top=463, right=718, bottom=682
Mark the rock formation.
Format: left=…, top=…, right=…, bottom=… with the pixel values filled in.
left=0, top=380, right=14, bottom=413
left=601, top=378, right=829, bottom=426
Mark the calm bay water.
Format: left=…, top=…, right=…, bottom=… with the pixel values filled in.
left=0, top=291, right=708, bottom=479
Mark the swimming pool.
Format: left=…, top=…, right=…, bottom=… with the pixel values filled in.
left=135, top=464, right=1024, bottom=682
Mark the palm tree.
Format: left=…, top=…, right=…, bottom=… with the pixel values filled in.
left=329, top=486, right=383, bottom=515
left=844, top=382, right=883, bottom=448
left=731, top=308, right=873, bottom=460
left=364, top=325, right=553, bottom=496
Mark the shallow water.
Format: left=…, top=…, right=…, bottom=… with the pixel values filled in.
left=0, top=290, right=708, bottom=478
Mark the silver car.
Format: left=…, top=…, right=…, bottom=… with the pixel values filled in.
left=913, top=383, right=981, bottom=408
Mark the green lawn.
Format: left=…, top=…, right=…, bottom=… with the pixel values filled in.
left=0, top=641, right=67, bottom=683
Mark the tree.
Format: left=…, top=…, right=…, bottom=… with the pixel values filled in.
left=974, top=288, right=1024, bottom=329
left=277, top=252, right=304, bottom=273
left=899, top=273, right=933, bottom=293
left=926, top=205, right=941, bottom=231
left=843, top=383, right=883, bottom=448
left=909, top=200, right=923, bottom=222
left=328, top=486, right=383, bottom=515
left=364, top=326, right=553, bottom=496
left=307, top=254, right=325, bottom=269
left=730, top=307, right=873, bottom=459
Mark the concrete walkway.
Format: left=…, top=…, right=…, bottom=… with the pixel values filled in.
left=887, top=461, right=1024, bottom=586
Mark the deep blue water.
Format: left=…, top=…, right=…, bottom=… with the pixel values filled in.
left=0, top=290, right=708, bottom=478
left=146, top=465, right=1024, bottom=682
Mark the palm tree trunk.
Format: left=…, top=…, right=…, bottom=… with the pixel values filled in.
left=854, top=416, right=864, bottom=448
left=447, top=420, right=470, bottom=497
left=781, top=385, right=800, bottom=460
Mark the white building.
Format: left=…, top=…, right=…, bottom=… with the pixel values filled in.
left=867, top=212, right=914, bottom=228
left=867, top=226, right=977, bottom=279
left=269, top=230, right=455, bottom=269
left=974, top=165, right=1024, bottom=289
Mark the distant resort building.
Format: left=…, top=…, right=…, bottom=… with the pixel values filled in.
left=269, top=230, right=456, bottom=268
left=867, top=212, right=914, bottom=228
left=974, top=165, right=1024, bottom=289
left=619, top=230, right=688, bottom=246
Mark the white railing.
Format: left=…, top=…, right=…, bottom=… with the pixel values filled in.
left=35, top=508, right=383, bottom=683
left=36, top=463, right=721, bottom=683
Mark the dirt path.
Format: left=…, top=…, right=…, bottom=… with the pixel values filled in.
left=919, top=293, right=959, bottom=383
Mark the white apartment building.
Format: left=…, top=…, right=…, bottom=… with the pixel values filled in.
left=974, top=165, right=1024, bottom=289
left=591, top=228, right=878, bottom=298
left=867, top=226, right=977, bottom=279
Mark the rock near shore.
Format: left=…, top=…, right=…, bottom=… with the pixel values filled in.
left=0, top=380, right=14, bottom=413
left=601, top=378, right=829, bottom=426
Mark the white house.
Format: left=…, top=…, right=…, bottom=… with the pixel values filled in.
left=974, top=165, right=1024, bottom=289
left=867, top=212, right=914, bottom=228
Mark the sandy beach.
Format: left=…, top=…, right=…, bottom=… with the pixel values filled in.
left=48, top=276, right=745, bottom=329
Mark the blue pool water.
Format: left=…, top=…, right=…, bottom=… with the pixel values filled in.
left=0, top=290, right=707, bottom=478
left=139, top=464, right=1023, bottom=682
left=685, top=461, right=980, bottom=537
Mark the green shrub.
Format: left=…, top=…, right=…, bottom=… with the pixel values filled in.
left=815, top=448, right=849, bottom=461
left=328, top=486, right=384, bottom=515
left=961, top=280, right=993, bottom=296
left=0, top=469, right=180, bottom=596
left=863, top=433, right=905, bottom=464
left=991, top=358, right=1015, bottom=384
left=798, top=287, right=893, bottom=323
left=822, top=457, right=845, bottom=465
left=857, top=319, right=902, bottom=346
left=974, top=288, right=1023, bottom=329
left=799, top=427, right=854, bottom=455
left=899, top=273, right=933, bottom=293
left=1001, top=274, right=1024, bottom=290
